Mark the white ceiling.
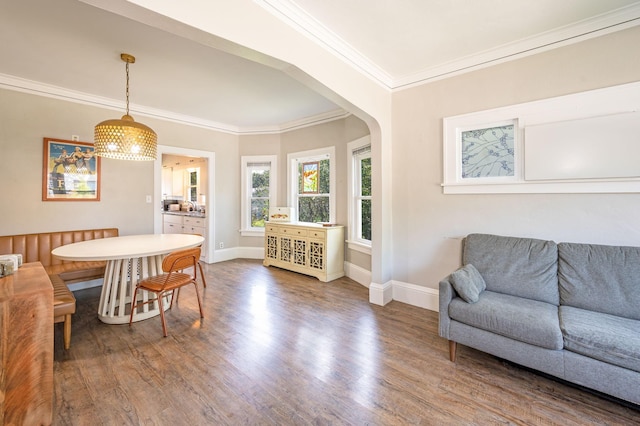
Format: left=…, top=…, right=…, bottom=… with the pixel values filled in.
left=1, top=0, right=639, bottom=134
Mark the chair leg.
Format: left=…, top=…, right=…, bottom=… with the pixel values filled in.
left=157, top=292, right=168, bottom=337
left=63, top=314, right=72, bottom=350
left=449, top=340, right=457, bottom=362
left=193, top=282, right=204, bottom=318
left=129, top=287, right=139, bottom=327
left=198, top=261, right=207, bottom=288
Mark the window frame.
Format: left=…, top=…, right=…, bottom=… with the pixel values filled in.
left=240, top=155, right=277, bottom=236
left=347, top=137, right=372, bottom=254
left=287, top=146, right=335, bottom=224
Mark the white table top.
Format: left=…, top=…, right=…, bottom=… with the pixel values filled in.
left=51, top=234, right=204, bottom=261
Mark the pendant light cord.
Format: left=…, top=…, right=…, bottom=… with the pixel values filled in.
left=125, top=61, right=130, bottom=116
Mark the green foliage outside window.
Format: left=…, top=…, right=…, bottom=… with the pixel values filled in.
left=251, top=169, right=269, bottom=227
left=360, top=157, right=371, bottom=240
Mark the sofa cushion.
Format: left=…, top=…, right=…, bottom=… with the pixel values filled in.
left=558, top=242, right=640, bottom=320
left=463, top=234, right=559, bottom=305
left=560, top=306, right=640, bottom=373
left=449, top=290, right=563, bottom=350
left=450, top=264, right=486, bottom=303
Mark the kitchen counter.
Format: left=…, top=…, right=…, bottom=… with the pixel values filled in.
left=163, top=211, right=206, bottom=218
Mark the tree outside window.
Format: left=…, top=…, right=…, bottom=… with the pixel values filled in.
left=250, top=166, right=270, bottom=227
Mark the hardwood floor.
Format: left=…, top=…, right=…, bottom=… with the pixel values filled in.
left=53, top=259, right=639, bottom=425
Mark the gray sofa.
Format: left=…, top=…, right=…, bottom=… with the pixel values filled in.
left=439, top=233, right=640, bottom=405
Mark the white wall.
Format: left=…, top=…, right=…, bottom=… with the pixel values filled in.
left=391, top=26, right=640, bottom=291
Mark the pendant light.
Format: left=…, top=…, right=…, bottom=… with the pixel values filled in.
left=94, top=53, right=157, bottom=161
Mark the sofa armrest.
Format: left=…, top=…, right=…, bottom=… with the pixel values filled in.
left=439, top=276, right=456, bottom=339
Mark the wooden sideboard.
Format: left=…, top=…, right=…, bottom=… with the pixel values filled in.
left=0, top=262, right=53, bottom=425
left=263, top=222, right=344, bottom=282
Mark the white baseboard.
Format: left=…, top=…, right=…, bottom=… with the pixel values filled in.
left=391, top=280, right=439, bottom=312
left=211, top=246, right=263, bottom=263
left=344, top=261, right=371, bottom=288
left=67, top=278, right=103, bottom=292
left=369, top=281, right=393, bottom=306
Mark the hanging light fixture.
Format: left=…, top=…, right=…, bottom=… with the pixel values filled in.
left=94, top=53, right=157, bottom=161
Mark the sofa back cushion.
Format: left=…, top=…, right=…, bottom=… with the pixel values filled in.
left=463, top=233, right=559, bottom=305
left=558, top=242, right=640, bottom=320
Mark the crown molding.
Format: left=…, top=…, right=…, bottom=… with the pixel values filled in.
left=255, top=0, right=394, bottom=89
left=257, top=1, right=640, bottom=91
left=0, top=73, right=347, bottom=135
left=393, top=4, right=640, bottom=89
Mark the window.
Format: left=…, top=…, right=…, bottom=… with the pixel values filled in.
left=347, top=137, right=372, bottom=252
left=186, top=168, right=200, bottom=203
left=241, top=155, right=277, bottom=236
left=288, top=147, right=335, bottom=223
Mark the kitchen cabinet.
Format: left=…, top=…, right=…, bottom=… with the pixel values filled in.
left=263, top=222, right=344, bottom=282
left=163, top=214, right=207, bottom=259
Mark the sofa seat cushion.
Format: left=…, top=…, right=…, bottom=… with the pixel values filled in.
left=560, top=306, right=640, bottom=373
left=44, top=261, right=106, bottom=283
left=449, top=290, right=563, bottom=350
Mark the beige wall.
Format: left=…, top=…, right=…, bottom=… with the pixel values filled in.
left=391, top=26, right=640, bottom=289
left=0, top=89, right=236, bottom=239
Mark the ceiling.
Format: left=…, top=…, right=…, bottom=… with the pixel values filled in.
left=1, top=0, right=639, bottom=134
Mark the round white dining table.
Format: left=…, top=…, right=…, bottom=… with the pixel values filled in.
left=52, top=234, right=204, bottom=324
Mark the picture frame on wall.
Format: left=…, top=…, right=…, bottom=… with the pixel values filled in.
left=42, top=137, right=101, bottom=201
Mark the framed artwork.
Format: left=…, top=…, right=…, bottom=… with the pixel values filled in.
left=460, top=122, right=516, bottom=179
left=301, top=161, right=319, bottom=194
left=42, top=138, right=101, bottom=201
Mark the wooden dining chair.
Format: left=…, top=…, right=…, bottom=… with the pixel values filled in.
left=128, top=247, right=204, bottom=337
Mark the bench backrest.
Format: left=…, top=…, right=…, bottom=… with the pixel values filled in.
left=0, top=228, right=119, bottom=267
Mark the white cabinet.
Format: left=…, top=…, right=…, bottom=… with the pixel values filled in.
left=263, top=222, right=344, bottom=282
left=163, top=214, right=207, bottom=259
left=163, top=214, right=183, bottom=234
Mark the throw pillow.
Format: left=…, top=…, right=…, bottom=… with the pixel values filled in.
left=450, top=263, right=486, bottom=303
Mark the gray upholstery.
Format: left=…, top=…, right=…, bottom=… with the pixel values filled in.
left=450, top=291, right=563, bottom=350
left=439, top=233, right=640, bottom=406
left=464, top=234, right=559, bottom=305
left=449, top=263, right=486, bottom=303
left=558, top=242, right=640, bottom=320
left=560, top=306, right=640, bottom=373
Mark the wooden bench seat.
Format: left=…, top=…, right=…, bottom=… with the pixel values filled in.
left=0, top=228, right=119, bottom=349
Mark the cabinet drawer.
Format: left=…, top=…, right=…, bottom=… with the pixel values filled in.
left=308, top=230, right=326, bottom=239
left=184, top=216, right=205, bottom=227
left=163, top=214, right=183, bottom=224
left=184, top=225, right=205, bottom=236
left=280, top=227, right=307, bottom=237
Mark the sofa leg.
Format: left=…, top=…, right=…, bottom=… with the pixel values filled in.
left=449, top=340, right=457, bottom=362
left=63, top=314, right=72, bottom=350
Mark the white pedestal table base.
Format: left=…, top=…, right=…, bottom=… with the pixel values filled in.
left=98, top=255, right=171, bottom=324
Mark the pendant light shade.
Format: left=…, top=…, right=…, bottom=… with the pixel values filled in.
left=94, top=53, right=157, bottom=161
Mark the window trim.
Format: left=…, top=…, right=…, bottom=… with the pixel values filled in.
left=287, top=146, right=335, bottom=223
left=347, top=136, right=372, bottom=253
left=240, top=155, right=277, bottom=236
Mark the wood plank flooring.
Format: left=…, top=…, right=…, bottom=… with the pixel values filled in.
left=53, top=259, right=639, bottom=425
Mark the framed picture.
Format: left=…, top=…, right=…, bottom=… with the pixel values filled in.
left=301, top=161, right=319, bottom=194
left=459, top=121, right=516, bottom=180
left=42, top=138, right=101, bottom=201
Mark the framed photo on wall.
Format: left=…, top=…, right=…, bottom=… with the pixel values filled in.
left=42, top=137, right=101, bottom=201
